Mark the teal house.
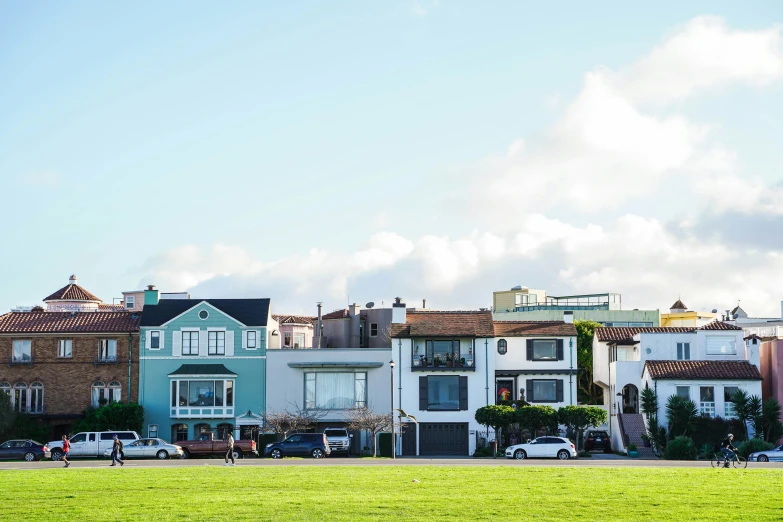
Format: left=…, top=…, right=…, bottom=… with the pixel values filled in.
left=138, top=287, right=268, bottom=442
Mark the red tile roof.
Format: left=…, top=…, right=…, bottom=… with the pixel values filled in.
left=391, top=311, right=495, bottom=338
left=0, top=312, right=141, bottom=333
left=43, top=283, right=101, bottom=302
left=596, top=322, right=741, bottom=342
left=644, top=360, right=762, bottom=380
left=493, top=321, right=577, bottom=337
left=272, top=314, right=316, bottom=325
left=321, top=309, right=350, bottom=320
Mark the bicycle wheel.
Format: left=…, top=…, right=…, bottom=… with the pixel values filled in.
left=711, top=454, right=725, bottom=468
left=732, top=456, right=748, bottom=469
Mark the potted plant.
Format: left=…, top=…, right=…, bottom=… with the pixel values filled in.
left=460, top=357, right=466, bottom=367
left=434, top=356, right=443, bottom=367
left=627, top=443, right=638, bottom=458
left=421, top=356, right=428, bottom=367
left=445, top=353, right=453, bottom=368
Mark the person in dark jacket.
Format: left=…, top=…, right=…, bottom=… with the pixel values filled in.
left=110, top=435, right=125, bottom=467
left=224, top=433, right=235, bottom=466
left=720, top=434, right=738, bottom=468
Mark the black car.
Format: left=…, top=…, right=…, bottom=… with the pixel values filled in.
left=265, top=433, right=331, bottom=459
left=584, top=430, right=611, bottom=453
left=0, top=439, right=51, bottom=461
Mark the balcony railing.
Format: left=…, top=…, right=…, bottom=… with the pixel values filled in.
left=9, top=356, right=33, bottom=366
left=411, top=355, right=475, bottom=371
left=94, top=355, right=119, bottom=365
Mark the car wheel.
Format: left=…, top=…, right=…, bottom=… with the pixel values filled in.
left=557, top=450, right=570, bottom=460
left=514, top=449, right=526, bottom=460
left=24, top=452, right=36, bottom=462
left=758, top=455, right=769, bottom=462
left=156, top=450, right=169, bottom=460
left=51, top=450, right=63, bottom=461
left=312, top=448, right=324, bottom=459
left=232, top=449, right=243, bottom=460
left=181, top=449, right=191, bottom=459
left=271, top=449, right=282, bottom=459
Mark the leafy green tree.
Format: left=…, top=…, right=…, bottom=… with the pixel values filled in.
left=574, top=320, right=603, bottom=404
left=74, top=403, right=144, bottom=434
left=475, top=405, right=515, bottom=457
left=0, top=392, right=15, bottom=441
left=558, top=406, right=607, bottom=450
left=759, top=398, right=783, bottom=443
left=516, top=405, right=559, bottom=438
left=665, top=396, right=698, bottom=438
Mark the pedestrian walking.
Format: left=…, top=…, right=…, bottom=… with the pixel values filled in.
left=225, top=433, right=235, bottom=466
left=61, top=435, right=71, bottom=468
left=110, top=435, right=124, bottom=467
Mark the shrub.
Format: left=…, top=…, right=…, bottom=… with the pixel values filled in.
left=738, top=438, right=774, bottom=459
left=698, top=443, right=715, bottom=460
left=690, top=415, right=744, bottom=448
left=664, top=436, right=697, bottom=460
left=627, top=443, right=637, bottom=451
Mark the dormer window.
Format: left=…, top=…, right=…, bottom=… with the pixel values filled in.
left=125, top=296, right=135, bottom=309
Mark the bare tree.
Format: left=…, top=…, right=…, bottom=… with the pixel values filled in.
left=346, top=406, right=391, bottom=457
left=261, top=408, right=295, bottom=440
left=262, top=403, right=328, bottom=440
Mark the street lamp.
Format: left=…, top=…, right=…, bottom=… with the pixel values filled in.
left=389, top=359, right=395, bottom=459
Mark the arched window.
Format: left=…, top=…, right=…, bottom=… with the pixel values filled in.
left=193, top=423, right=211, bottom=439
left=14, top=382, right=27, bottom=412
left=108, top=381, right=122, bottom=404
left=171, top=424, right=188, bottom=442
left=0, top=382, right=10, bottom=396
left=497, top=339, right=507, bottom=355
left=30, top=382, right=44, bottom=414
left=92, top=381, right=107, bottom=408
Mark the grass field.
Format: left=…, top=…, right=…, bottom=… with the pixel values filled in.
left=3, top=465, right=782, bottom=521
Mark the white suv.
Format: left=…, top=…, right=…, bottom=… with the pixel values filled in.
left=49, top=431, right=140, bottom=461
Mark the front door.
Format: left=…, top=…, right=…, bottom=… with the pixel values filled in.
left=401, top=423, right=417, bottom=456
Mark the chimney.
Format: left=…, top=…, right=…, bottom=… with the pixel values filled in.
left=69, top=274, right=78, bottom=286
left=563, top=311, right=574, bottom=324
left=422, top=298, right=426, bottom=309
left=144, top=285, right=160, bottom=307
left=349, top=303, right=360, bottom=317
left=316, top=302, right=323, bottom=347
left=392, top=297, right=406, bottom=324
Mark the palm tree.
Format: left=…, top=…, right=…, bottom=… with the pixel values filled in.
left=666, top=395, right=698, bottom=437
left=748, top=395, right=763, bottom=438
left=760, top=398, right=783, bottom=442
left=730, top=389, right=751, bottom=440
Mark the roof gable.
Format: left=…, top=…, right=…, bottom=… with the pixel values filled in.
left=140, top=299, right=270, bottom=328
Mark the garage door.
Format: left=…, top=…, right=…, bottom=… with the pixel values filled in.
left=419, top=423, right=468, bottom=456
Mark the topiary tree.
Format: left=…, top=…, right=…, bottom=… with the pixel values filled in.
left=666, top=395, right=698, bottom=438
left=516, top=405, right=559, bottom=439
left=475, top=405, right=515, bottom=458
left=574, top=320, right=603, bottom=404
left=664, top=436, right=697, bottom=460
left=558, top=406, right=607, bottom=451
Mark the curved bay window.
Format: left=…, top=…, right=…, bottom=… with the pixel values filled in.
left=497, top=339, right=507, bottom=355
left=170, top=379, right=235, bottom=418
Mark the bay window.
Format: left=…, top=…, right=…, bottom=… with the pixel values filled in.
left=170, top=379, right=234, bottom=416
left=304, top=372, right=367, bottom=409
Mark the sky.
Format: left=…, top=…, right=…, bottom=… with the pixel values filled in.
left=1, top=1, right=783, bottom=317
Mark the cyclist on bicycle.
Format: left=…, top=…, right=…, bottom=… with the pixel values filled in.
left=720, top=434, right=738, bottom=468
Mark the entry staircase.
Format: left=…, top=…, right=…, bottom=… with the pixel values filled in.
left=619, top=413, right=657, bottom=459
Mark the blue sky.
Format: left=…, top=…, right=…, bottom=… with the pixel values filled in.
left=1, top=2, right=782, bottom=316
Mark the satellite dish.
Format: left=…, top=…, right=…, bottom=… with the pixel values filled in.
left=711, top=309, right=718, bottom=313
left=733, top=313, right=738, bottom=319
left=366, top=302, right=375, bottom=309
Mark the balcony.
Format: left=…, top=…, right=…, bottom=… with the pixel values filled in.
left=411, top=354, right=475, bottom=372
left=9, top=355, right=33, bottom=366
left=94, top=355, right=119, bottom=365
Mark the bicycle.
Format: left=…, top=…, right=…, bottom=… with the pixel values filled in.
left=710, top=452, right=747, bottom=469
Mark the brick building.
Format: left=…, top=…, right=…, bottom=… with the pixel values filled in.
left=0, top=276, right=141, bottom=438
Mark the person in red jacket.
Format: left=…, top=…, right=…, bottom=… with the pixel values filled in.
left=61, top=435, right=71, bottom=468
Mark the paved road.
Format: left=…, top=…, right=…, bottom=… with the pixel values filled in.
left=2, top=456, right=781, bottom=470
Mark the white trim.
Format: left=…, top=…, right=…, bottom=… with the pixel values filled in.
left=160, top=301, right=248, bottom=328
left=206, top=327, right=227, bottom=331
left=180, top=327, right=201, bottom=332
left=141, top=356, right=266, bottom=360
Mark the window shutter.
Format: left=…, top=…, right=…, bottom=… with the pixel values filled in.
left=526, top=379, right=533, bottom=402
left=198, top=331, right=207, bottom=357
left=556, top=339, right=564, bottom=361
left=685, top=343, right=690, bottom=360
left=226, top=331, right=234, bottom=357
left=172, top=331, right=182, bottom=357
left=676, top=343, right=682, bottom=360
left=145, top=330, right=151, bottom=350
left=556, top=380, right=564, bottom=403
left=242, top=330, right=247, bottom=350
left=459, top=376, right=468, bottom=411
left=419, top=377, right=428, bottom=411
left=526, top=340, right=533, bottom=360
left=159, top=331, right=165, bottom=350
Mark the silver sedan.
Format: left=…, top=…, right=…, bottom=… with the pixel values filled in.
left=103, top=438, right=184, bottom=460
left=748, top=444, right=783, bottom=462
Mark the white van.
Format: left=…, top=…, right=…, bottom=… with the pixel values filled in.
left=48, top=431, right=140, bottom=460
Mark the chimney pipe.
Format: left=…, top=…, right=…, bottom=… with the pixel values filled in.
left=422, top=299, right=426, bottom=309
left=316, top=302, right=323, bottom=347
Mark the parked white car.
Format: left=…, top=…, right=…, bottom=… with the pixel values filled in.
left=748, top=444, right=783, bottom=462
left=48, top=431, right=140, bottom=461
left=505, top=436, right=576, bottom=460
left=103, top=438, right=184, bottom=460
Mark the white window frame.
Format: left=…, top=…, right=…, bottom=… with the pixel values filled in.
left=150, top=331, right=161, bottom=350
left=675, top=386, right=690, bottom=400
left=208, top=331, right=225, bottom=355
left=370, top=323, right=378, bottom=337
left=182, top=331, right=199, bottom=356
left=148, top=424, right=159, bottom=438
left=293, top=332, right=305, bottom=349
left=169, top=379, right=235, bottom=418
left=99, top=339, right=117, bottom=361
left=58, top=339, right=72, bottom=358
left=705, top=336, right=737, bottom=356
left=304, top=372, right=367, bottom=410
left=12, top=340, right=31, bottom=362
left=676, top=342, right=691, bottom=360
left=125, top=296, right=135, bottom=309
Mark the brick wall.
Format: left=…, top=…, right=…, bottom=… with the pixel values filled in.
left=0, top=334, right=140, bottom=418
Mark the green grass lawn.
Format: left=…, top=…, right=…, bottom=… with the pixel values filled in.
left=4, top=465, right=782, bottom=521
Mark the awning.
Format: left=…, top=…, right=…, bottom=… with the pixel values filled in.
left=287, top=362, right=384, bottom=369
left=168, top=364, right=237, bottom=377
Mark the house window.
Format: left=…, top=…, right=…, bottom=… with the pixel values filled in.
left=425, top=375, right=460, bottom=411
left=193, top=423, right=210, bottom=437
left=676, top=343, right=691, bottom=360
left=532, top=340, right=557, bottom=361
left=304, top=372, right=367, bottom=409
left=705, top=336, right=737, bottom=355
left=284, top=333, right=292, bottom=348
left=125, top=296, right=135, bottom=309
left=724, top=386, right=739, bottom=417
left=370, top=323, right=378, bottom=337
left=182, top=331, right=199, bottom=356
left=148, top=425, right=159, bottom=438
left=30, top=382, right=44, bottom=413
left=91, top=381, right=121, bottom=407
left=527, top=379, right=564, bottom=403
left=13, top=383, right=28, bottom=412
left=208, top=331, right=225, bottom=355
left=676, top=386, right=690, bottom=400
left=99, top=340, right=117, bottom=361
left=0, top=382, right=9, bottom=397
left=198, top=310, right=209, bottom=320
left=58, top=340, right=72, bottom=358
left=700, top=386, right=716, bottom=417
left=171, top=379, right=234, bottom=408
left=217, top=423, right=233, bottom=440
left=247, top=331, right=257, bottom=349
left=497, top=339, right=507, bottom=355
left=12, top=340, right=31, bottom=362
left=616, top=349, right=628, bottom=362
left=150, top=331, right=160, bottom=349
left=172, top=424, right=189, bottom=442
left=293, top=333, right=305, bottom=349
left=109, top=381, right=122, bottom=403
left=424, top=340, right=461, bottom=367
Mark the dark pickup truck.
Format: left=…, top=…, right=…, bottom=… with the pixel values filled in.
left=178, top=432, right=258, bottom=459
